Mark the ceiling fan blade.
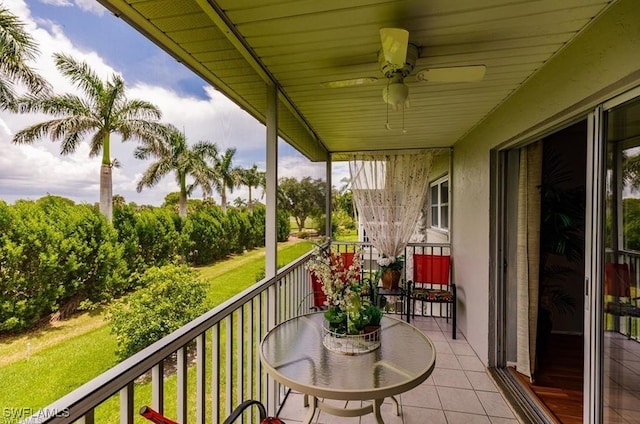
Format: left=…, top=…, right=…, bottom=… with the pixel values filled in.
left=322, top=77, right=378, bottom=88
left=380, top=28, right=409, bottom=66
left=416, top=65, right=486, bottom=83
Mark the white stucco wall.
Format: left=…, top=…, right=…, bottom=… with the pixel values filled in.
left=452, top=0, right=640, bottom=364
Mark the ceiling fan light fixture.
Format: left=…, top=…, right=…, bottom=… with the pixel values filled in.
left=383, top=81, right=409, bottom=110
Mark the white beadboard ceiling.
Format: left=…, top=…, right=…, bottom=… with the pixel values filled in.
left=97, top=0, right=613, bottom=161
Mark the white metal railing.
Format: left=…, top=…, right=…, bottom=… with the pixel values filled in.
left=24, top=241, right=449, bottom=424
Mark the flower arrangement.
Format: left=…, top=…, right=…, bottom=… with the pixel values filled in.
left=306, top=247, right=382, bottom=335
left=377, top=254, right=404, bottom=272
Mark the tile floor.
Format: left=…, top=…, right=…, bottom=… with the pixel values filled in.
left=276, top=315, right=521, bottom=423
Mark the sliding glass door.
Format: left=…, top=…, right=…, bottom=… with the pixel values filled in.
left=595, top=91, right=640, bottom=423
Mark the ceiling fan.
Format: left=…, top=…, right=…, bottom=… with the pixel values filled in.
left=324, top=28, right=486, bottom=110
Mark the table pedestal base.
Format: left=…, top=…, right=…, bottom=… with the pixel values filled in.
left=303, top=394, right=400, bottom=424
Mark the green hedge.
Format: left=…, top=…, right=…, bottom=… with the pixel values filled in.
left=0, top=197, right=125, bottom=332
left=0, top=196, right=281, bottom=334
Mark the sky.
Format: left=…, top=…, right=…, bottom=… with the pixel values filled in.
left=0, top=0, right=336, bottom=206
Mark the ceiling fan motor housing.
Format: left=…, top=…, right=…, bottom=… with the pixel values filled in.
left=378, top=43, right=419, bottom=79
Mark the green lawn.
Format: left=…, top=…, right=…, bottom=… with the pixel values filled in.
left=0, top=239, right=313, bottom=420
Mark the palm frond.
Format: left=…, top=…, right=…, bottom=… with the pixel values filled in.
left=53, top=53, right=104, bottom=101
left=0, top=7, right=50, bottom=103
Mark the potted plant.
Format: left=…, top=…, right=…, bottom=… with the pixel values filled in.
left=306, top=246, right=383, bottom=336
left=377, top=254, right=404, bottom=290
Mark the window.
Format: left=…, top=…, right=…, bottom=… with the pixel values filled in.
left=430, top=176, right=449, bottom=231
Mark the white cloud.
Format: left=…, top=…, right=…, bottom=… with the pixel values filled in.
left=73, top=0, right=106, bottom=15
left=39, top=0, right=72, bottom=6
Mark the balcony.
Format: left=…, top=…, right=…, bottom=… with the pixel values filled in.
left=28, top=242, right=517, bottom=424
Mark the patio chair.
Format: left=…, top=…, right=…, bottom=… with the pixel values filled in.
left=140, top=400, right=285, bottom=424
left=408, top=253, right=456, bottom=339
left=604, top=262, right=640, bottom=338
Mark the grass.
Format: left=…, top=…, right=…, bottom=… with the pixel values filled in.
left=0, top=239, right=313, bottom=419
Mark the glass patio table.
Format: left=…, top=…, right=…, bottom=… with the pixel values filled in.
left=260, top=312, right=436, bottom=423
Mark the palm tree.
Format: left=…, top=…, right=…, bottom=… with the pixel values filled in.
left=0, top=6, right=49, bottom=110
left=212, top=147, right=238, bottom=212
left=238, top=164, right=265, bottom=210
left=135, top=125, right=218, bottom=218
left=12, top=53, right=166, bottom=222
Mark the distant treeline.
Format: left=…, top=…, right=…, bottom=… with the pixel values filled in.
left=0, top=196, right=290, bottom=332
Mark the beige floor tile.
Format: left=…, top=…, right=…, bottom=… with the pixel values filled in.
left=278, top=392, right=318, bottom=422
left=422, top=330, right=447, bottom=341
left=401, top=383, right=442, bottom=409
left=444, top=410, right=492, bottom=424
left=476, top=391, right=515, bottom=419
left=432, top=340, right=454, bottom=355
left=449, top=341, right=477, bottom=356
left=466, top=371, right=498, bottom=392
left=437, top=387, right=485, bottom=414
left=489, top=417, right=521, bottom=424
left=431, top=368, right=473, bottom=389
left=402, top=406, right=447, bottom=424
left=457, top=354, right=486, bottom=372
left=434, top=353, right=462, bottom=370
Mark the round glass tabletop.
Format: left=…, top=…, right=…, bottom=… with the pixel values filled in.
left=260, top=312, right=436, bottom=401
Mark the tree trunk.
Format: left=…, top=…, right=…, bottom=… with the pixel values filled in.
left=100, top=163, right=113, bottom=223
left=221, top=191, right=227, bottom=212
left=179, top=190, right=187, bottom=218
left=179, top=174, right=188, bottom=218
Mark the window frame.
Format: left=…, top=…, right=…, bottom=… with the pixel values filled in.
left=429, top=175, right=449, bottom=232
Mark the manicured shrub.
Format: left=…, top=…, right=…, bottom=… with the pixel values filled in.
left=248, top=205, right=266, bottom=248
left=183, top=206, right=229, bottom=265
left=107, top=264, right=209, bottom=361
left=277, top=209, right=291, bottom=242
left=225, top=208, right=252, bottom=253
left=113, top=205, right=185, bottom=288
left=0, top=197, right=125, bottom=332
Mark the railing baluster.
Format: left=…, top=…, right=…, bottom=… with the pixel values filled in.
left=247, top=299, right=255, bottom=422
left=196, top=333, right=206, bottom=424
left=211, top=325, right=220, bottom=424
left=151, top=361, right=164, bottom=413
left=226, top=314, right=234, bottom=418
left=177, top=347, right=187, bottom=424
left=78, top=409, right=94, bottom=424
left=237, top=307, right=245, bottom=421
left=119, top=383, right=133, bottom=424
left=258, top=293, right=265, bottom=404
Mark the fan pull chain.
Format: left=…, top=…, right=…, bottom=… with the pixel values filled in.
left=402, top=106, right=407, bottom=134
left=385, top=79, right=391, bottom=130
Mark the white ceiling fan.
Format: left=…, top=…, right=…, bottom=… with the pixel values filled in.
left=324, top=28, right=486, bottom=110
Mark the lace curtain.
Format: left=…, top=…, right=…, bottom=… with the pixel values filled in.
left=349, top=151, right=435, bottom=258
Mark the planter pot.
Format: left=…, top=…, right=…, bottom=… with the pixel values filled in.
left=322, top=322, right=381, bottom=355
left=364, top=325, right=381, bottom=341
left=381, top=269, right=401, bottom=290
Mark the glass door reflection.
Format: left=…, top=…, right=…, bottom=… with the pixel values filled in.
left=603, top=96, right=640, bottom=423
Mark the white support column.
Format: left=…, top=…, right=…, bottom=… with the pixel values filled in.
left=266, top=84, right=278, bottom=281
left=325, top=156, right=332, bottom=238
left=265, top=82, right=279, bottom=415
